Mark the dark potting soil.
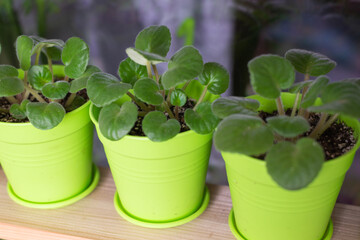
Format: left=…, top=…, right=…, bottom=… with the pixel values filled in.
left=258, top=109, right=357, bottom=161
left=128, top=99, right=196, bottom=136
left=0, top=78, right=88, bottom=123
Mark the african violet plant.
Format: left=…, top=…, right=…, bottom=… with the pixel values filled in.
left=213, top=49, right=360, bottom=190
left=87, top=25, right=229, bottom=142
left=0, top=35, right=97, bottom=129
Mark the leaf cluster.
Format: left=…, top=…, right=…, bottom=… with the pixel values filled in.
left=213, top=49, right=360, bottom=190
left=88, top=25, right=229, bottom=142
left=0, top=35, right=94, bottom=129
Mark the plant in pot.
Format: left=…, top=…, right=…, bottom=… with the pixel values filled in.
left=0, top=35, right=100, bottom=209
left=87, top=25, right=229, bottom=228
left=212, top=49, right=360, bottom=240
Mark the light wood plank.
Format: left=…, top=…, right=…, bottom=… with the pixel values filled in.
left=0, top=167, right=359, bottom=240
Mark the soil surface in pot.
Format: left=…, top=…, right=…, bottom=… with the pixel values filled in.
left=258, top=109, right=357, bottom=161
left=0, top=77, right=88, bottom=123
left=129, top=99, right=196, bottom=136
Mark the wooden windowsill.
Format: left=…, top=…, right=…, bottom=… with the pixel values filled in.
left=0, top=167, right=359, bottom=240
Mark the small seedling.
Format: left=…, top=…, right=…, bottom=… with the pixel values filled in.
left=213, top=49, right=360, bottom=190
left=0, top=35, right=97, bottom=129
left=87, top=25, right=229, bottom=142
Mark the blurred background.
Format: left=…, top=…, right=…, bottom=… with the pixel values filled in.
left=1, top=0, right=360, bottom=205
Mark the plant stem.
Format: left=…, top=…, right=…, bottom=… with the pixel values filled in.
left=163, top=101, right=175, bottom=119
left=276, top=97, right=285, bottom=115
left=126, top=92, right=150, bottom=111
left=23, top=90, right=30, bottom=100
left=46, top=53, right=53, bottom=82
left=65, top=93, right=76, bottom=107
left=64, top=76, right=69, bottom=82
left=311, top=114, right=339, bottom=139
left=166, top=88, right=174, bottom=104
left=182, top=80, right=191, bottom=90
left=298, top=73, right=310, bottom=116
left=146, top=61, right=153, bottom=79
left=194, top=86, right=208, bottom=109
left=6, top=96, right=18, bottom=104
left=303, top=110, right=310, bottom=120
left=35, top=48, right=42, bottom=65
left=22, top=71, right=29, bottom=100
left=25, top=86, right=46, bottom=103
left=152, top=64, right=159, bottom=83
left=309, top=113, right=328, bottom=139
left=23, top=71, right=28, bottom=85
left=138, top=111, right=148, bottom=117
left=175, top=106, right=179, bottom=120
left=298, top=107, right=305, bottom=117
left=291, top=92, right=301, bottom=117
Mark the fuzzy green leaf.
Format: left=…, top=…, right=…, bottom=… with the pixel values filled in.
left=28, top=65, right=52, bottom=90
left=267, top=116, right=310, bottom=138
left=133, top=78, right=163, bottom=105
left=0, top=65, right=23, bottom=97
left=266, top=138, right=324, bottom=190
left=343, top=78, right=360, bottom=86
left=118, top=58, right=147, bottom=86
left=248, top=55, right=295, bottom=99
left=70, top=65, right=101, bottom=93
left=61, top=37, right=89, bottom=78
left=301, top=75, right=329, bottom=108
left=289, top=80, right=312, bottom=93
left=214, top=114, right=274, bottom=155
left=16, top=35, right=33, bottom=71
left=30, top=36, right=64, bottom=60
left=142, top=111, right=180, bottom=142
left=26, top=102, right=65, bottom=130
left=198, top=62, right=229, bottom=95
left=42, top=81, right=70, bottom=99
left=10, top=100, right=29, bottom=119
left=184, top=102, right=219, bottom=134
left=135, top=25, right=171, bottom=57
left=0, top=77, right=24, bottom=97
left=125, top=48, right=168, bottom=65
left=285, top=49, right=336, bottom=76
left=162, top=46, right=203, bottom=89
left=170, top=89, right=187, bottom=107
left=98, top=102, right=138, bottom=141
left=177, top=18, right=195, bottom=46
left=31, top=38, right=64, bottom=55
left=46, top=47, right=62, bottom=61
left=212, top=97, right=259, bottom=119
left=0, top=65, right=18, bottom=79
left=87, top=72, right=132, bottom=107
left=30, top=36, right=65, bottom=61
left=308, top=81, right=360, bottom=118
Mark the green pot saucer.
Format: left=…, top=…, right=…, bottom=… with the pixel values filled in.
left=7, top=164, right=100, bottom=209
left=114, top=186, right=210, bottom=228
